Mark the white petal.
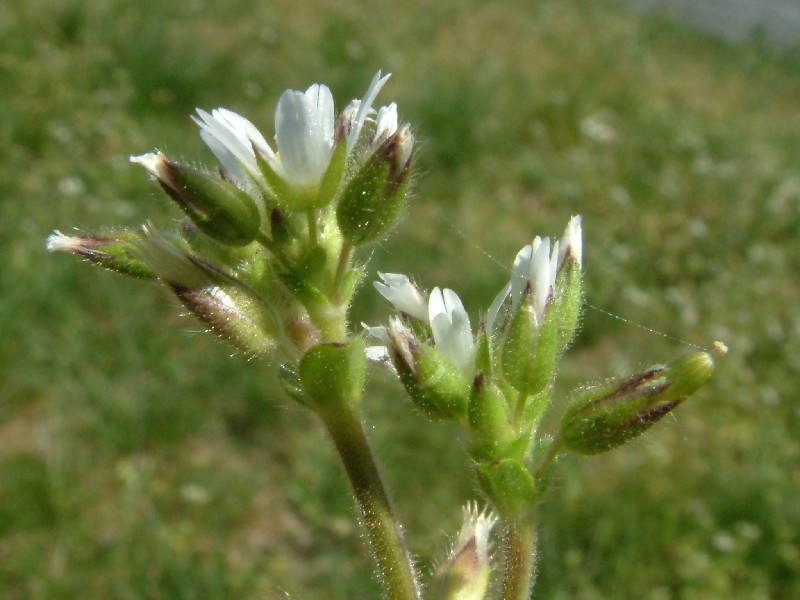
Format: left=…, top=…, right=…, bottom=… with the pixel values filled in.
left=373, top=103, right=398, bottom=145
left=558, top=215, right=583, bottom=268
left=374, top=272, right=428, bottom=323
left=429, top=288, right=475, bottom=377
left=485, top=281, right=512, bottom=333
left=510, top=243, right=533, bottom=310
left=529, top=237, right=553, bottom=324
left=347, top=70, right=391, bottom=152
left=275, top=84, right=335, bottom=187
left=192, top=108, right=268, bottom=185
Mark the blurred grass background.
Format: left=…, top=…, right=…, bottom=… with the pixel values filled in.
left=2, top=0, right=799, bottom=597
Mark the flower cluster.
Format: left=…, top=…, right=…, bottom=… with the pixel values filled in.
left=365, top=216, right=713, bottom=520
left=48, top=72, right=414, bottom=356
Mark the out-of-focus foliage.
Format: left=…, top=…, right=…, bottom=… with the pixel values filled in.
left=2, top=0, right=798, bottom=597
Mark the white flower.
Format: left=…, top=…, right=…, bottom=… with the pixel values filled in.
left=373, top=272, right=428, bottom=323
left=271, top=82, right=335, bottom=189
left=486, top=216, right=582, bottom=332
left=194, top=71, right=391, bottom=193
left=192, top=108, right=272, bottom=188
left=366, top=277, right=475, bottom=378
left=429, top=287, right=476, bottom=377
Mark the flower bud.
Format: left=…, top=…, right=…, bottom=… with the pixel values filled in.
left=387, top=319, right=470, bottom=421
left=298, top=338, right=366, bottom=414
left=135, top=226, right=276, bottom=355
left=468, top=373, right=514, bottom=461
left=131, top=153, right=260, bottom=246
left=335, top=127, right=413, bottom=246
left=501, top=288, right=559, bottom=398
left=46, top=230, right=155, bottom=279
left=560, top=351, right=715, bottom=455
left=432, top=503, right=498, bottom=600
left=554, top=216, right=583, bottom=350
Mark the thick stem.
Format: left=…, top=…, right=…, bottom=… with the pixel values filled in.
left=320, top=405, right=420, bottom=600
left=500, top=521, right=538, bottom=600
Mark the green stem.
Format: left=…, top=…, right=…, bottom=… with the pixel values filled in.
left=533, top=436, right=563, bottom=483
left=333, top=240, right=353, bottom=300
left=307, top=209, right=318, bottom=247
left=500, top=521, right=538, bottom=600
left=320, top=405, right=420, bottom=600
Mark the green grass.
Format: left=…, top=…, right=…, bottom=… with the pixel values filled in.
left=2, top=0, right=800, bottom=597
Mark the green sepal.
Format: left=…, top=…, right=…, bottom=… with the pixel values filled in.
left=314, top=139, right=347, bottom=208
left=181, top=219, right=259, bottom=267
left=169, top=282, right=276, bottom=355
left=468, top=373, right=514, bottom=461
left=474, top=325, right=493, bottom=381
left=298, top=338, right=366, bottom=413
left=520, top=389, right=552, bottom=432
left=396, top=344, right=470, bottom=421
left=555, top=261, right=582, bottom=351
left=277, top=268, right=330, bottom=313
left=560, top=351, right=714, bottom=455
left=278, top=363, right=310, bottom=408
left=336, top=151, right=409, bottom=246
left=501, top=293, right=559, bottom=397
left=47, top=230, right=155, bottom=279
left=255, top=150, right=297, bottom=208
left=476, top=458, right=537, bottom=520
left=159, top=162, right=261, bottom=246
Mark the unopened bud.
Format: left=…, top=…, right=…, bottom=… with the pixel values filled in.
left=560, top=351, right=714, bottom=455
left=336, top=129, right=413, bottom=246
left=135, top=226, right=277, bottom=355
left=46, top=230, right=155, bottom=279
left=432, top=503, right=498, bottom=600
left=468, top=373, right=514, bottom=461
left=554, top=216, right=583, bottom=350
left=502, top=289, right=559, bottom=398
left=131, top=153, right=260, bottom=246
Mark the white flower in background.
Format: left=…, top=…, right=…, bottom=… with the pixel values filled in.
left=428, top=287, right=476, bottom=377
left=194, top=71, right=391, bottom=192
left=486, top=215, right=582, bottom=332
left=367, top=276, right=476, bottom=378
left=373, top=272, right=428, bottom=323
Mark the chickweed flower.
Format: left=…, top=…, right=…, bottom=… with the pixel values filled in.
left=366, top=279, right=475, bottom=420
left=432, top=502, right=498, bottom=600
left=374, top=272, right=429, bottom=323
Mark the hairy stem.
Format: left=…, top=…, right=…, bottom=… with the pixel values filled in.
left=500, top=521, right=538, bottom=600
left=320, top=405, right=420, bottom=600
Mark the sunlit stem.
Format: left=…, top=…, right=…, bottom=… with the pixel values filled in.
left=333, top=239, right=353, bottom=300
left=500, top=521, right=537, bottom=600
left=307, top=209, right=318, bottom=247
left=319, top=403, right=421, bottom=600
left=534, top=436, right=563, bottom=483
